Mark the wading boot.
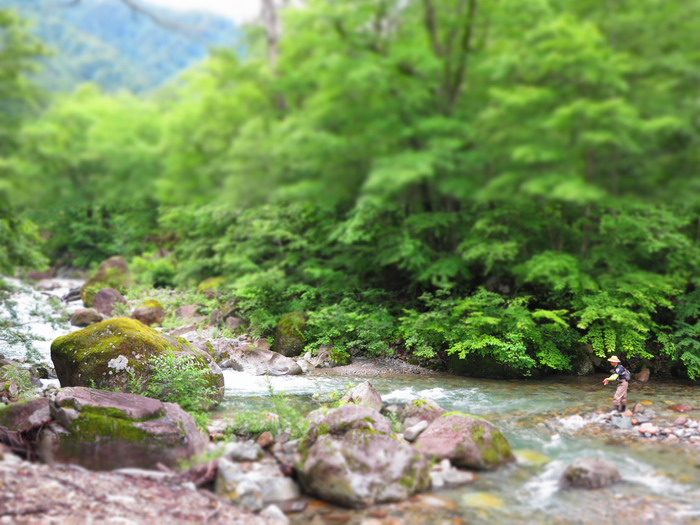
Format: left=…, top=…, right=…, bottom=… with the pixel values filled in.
left=617, top=405, right=625, bottom=413
left=621, top=405, right=627, bottom=413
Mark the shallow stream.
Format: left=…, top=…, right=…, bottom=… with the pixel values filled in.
left=3, top=278, right=700, bottom=523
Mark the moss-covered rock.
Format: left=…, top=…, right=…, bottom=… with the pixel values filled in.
left=297, top=403, right=430, bottom=508
left=81, top=256, right=132, bottom=307
left=274, top=312, right=307, bottom=357
left=44, top=387, right=207, bottom=470
left=414, top=413, right=514, bottom=470
left=50, top=318, right=224, bottom=405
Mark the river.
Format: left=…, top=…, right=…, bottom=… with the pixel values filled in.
left=2, top=278, right=700, bottom=523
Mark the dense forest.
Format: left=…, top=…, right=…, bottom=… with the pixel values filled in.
left=3, top=0, right=700, bottom=380
left=0, top=0, right=240, bottom=91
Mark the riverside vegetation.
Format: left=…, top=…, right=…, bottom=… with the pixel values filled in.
left=3, top=1, right=700, bottom=386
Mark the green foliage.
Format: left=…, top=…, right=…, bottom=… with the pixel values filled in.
left=129, top=351, right=218, bottom=424
left=5, top=1, right=700, bottom=378
left=131, top=254, right=177, bottom=288
left=229, top=384, right=310, bottom=439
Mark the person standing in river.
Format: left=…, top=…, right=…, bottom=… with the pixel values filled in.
left=602, top=355, right=631, bottom=413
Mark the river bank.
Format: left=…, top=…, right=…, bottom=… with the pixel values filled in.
left=2, top=277, right=700, bottom=524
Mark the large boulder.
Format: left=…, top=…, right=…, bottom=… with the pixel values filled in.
left=42, top=387, right=207, bottom=470
left=81, top=256, right=132, bottom=307
left=414, top=413, right=514, bottom=470
left=561, top=458, right=622, bottom=489
left=50, top=318, right=224, bottom=405
left=274, top=312, right=307, bottom=357
left=213, top=339, right=302, bottom=376
left=296, top=404, right=430, bottom=508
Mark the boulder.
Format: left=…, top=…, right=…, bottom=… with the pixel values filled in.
left=132, top=305, right=166, bottom=326
left=213, top=339, right=302, bottom=376
left=561, top=458, right=621, bottom=489
left=92, top=288, right=127, bottom=317
left=70, top=309, right=104, bottom=327
left=339, top=381, right=383, bottom=412
left=297, top=404, right=430, bottom=508
left=414, top=413, right=514, bottom=470
left=43, top=387, right=207, bottom=470
left=81, top=256, right=132, bottom=307
left=0, top=398, right=51, bottom=433
left=50, top=318, right=224, bottom=405
left=400, top=398, right=445, bottom=431
left=274, top=312, right=307, bottom=358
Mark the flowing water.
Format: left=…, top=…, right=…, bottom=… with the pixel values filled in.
left=3, top=279, right=700, bottom=523
left=221, top=371, right=700, bottom=523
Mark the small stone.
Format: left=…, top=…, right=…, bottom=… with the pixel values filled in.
left=403, top=420, right=429, bottom=442
left=674, top=416, right=688, bottom=427
left=255, top=338, right=271, bottom=351
left=257, top=431, right=275, bottom=448
left=260, top=504, right=289, bottom=524
left=637, top=423, right=659, bottom=435
left=633, top=403, right=645, bottom=414
left=561, top=458, right=621, bottom=489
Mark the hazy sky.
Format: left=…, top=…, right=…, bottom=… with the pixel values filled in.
left=144, top=0, right=262, bottom=22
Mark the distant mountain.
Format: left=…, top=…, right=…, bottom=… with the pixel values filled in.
left=0, top=0, right=241, bottom=92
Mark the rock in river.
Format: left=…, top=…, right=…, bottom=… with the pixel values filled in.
left=561, top=457, right=622, bottom=489
left=414, top=412, right=514, bottom=470
left=296, top=403, right=431, bottom=508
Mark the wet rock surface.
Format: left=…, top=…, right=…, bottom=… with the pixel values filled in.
left=561, top=457, right=622, bottom=489
left=211, top=338, right=303, bottom=376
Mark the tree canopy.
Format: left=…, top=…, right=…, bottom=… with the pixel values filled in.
left=4, top=0, right=700, bottom=379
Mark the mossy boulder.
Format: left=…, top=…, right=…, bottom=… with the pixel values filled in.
left=414, top=412, right=514, bottom=470
left=43, top=387, right=207, bottom=470
left=50, top=318, right=224, bottom=405
left=297, top=404, right=431, bottom=508
left=81, top=256, right=132, bottom=307
left=274, top=312, right=307, bottom=358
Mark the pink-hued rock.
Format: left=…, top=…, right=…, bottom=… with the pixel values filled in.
left=400, top=398, right=445, bottom=431
left=177, top=304, right=204, bottom=321
left=414, top=413, right=514, bottom=470
left=340, top=381, right=383, bottom=412
left=213, top=339, right=302, bottom=376
left=297, top=404, right=430, bottom=508
left=70, top=309, right=104, bottom=327
left=44, top=387, right=208, bottom=471
left=132, top=306, right=166, bottom=326
left=92, top=288, right=127, bottom=316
